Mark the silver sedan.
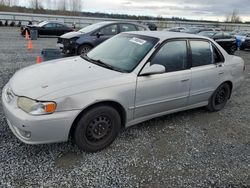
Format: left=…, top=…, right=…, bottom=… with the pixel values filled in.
left=2, top=31, right=245, bottom=152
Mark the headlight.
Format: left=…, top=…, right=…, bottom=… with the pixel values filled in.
left=17, top=97, right=56, bottom=115
left=69, top=37, right=79, bottom=44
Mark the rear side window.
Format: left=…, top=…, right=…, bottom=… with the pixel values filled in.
left=99, top=24, right=118, bottom=35
left=56, top=24, right=65, bottom=28
left=44, top=23, right=55, bottom=28
left=120, top=24, right=137, bottom=32
left=190, top=40, right=213, bottom=67
left=151, top=40, right=188, bottom=72
left=137, top=26, right=147, bottom=31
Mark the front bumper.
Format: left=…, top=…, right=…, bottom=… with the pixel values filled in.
left=57, top=38, right=78, bottom=54
left=2, top=88, right=80, bottom=145
left=241, top=40, right=250, bottom=48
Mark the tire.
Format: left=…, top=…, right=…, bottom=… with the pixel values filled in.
left=207, top=83, right=231, bottom=112
left=77, top=44, right=92, bottom=55
left=229, top=45, right=237, bottom=55
left=74, top=105, right=121, bottom=152
left=240, top=46, right=245, bottom=50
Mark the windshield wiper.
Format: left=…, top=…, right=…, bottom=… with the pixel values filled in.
left=81, top=54, right=127, bottom=73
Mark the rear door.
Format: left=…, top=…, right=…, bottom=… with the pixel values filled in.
left=134, top=40, right=191, bottom=119
left=55, top=23, right=68, bottom=36
left=188, top=40, right=225, bottom=105
left=41, top=23, right=56, bottom=35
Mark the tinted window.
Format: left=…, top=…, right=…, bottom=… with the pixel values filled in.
left=44, top=23, right=55, bottom=28
left=190, top=40, right=213, bottom=67
left=223, top=33, right=233, bottom=39
left=212, top=45, right=223, bottom=63
left=213, top=32, right=223, bottom=39
left=137, top=26, right=147, bottom=31
left=151, top=41, right=188, bottom=72
left=120, top=24, right=137, bottom=32
left=100, top=24, right=118, bottom=35
left=56, top=24, right=65, bottom=28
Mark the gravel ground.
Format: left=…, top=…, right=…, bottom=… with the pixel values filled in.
left=0, top=27, right=249, bottom=188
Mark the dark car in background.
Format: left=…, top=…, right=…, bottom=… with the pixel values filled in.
left=21, top=21, right=73, bottom=36
left=198, top=31, right=237, bottom=54
left=163, top=27, right=186, bottom=32
left=181, top=27, right=214, bottom=34
left=238, top=32, right=250, bottom=50
left=57, top=21, right=148, bottom=55
left=145, top=22, right=157, bottom=31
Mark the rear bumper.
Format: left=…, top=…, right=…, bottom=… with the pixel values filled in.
left=2, top=87, right=80, bottom=144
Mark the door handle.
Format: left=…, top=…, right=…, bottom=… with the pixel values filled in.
left=181, top=79, right=190, bottom=82
left=219, top=72, right=224, bottom=75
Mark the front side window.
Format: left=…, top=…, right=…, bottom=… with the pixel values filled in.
left=44, top=23, right=55, bottom=28
left=99, top=24, right=118, bottom=35
left=151, top=41, right=188, bottom=72
left=85, top=34, right=159, bottom=72
left=190, top=40, right=213, bottom=67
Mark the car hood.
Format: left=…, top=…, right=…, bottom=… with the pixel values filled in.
left=9, top=56, right=124, bottom=100
left=60, top=31, right=82, bottom=39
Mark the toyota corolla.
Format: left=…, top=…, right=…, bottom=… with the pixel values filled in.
left=2, top=31, right=245, bottom=152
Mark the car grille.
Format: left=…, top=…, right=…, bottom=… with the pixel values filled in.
left=58, top=38, right=70, bottom=46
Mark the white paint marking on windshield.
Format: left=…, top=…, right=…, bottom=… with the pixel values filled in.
left=129, top=37, right=146, bottom=45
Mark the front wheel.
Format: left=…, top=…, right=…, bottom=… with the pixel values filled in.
left=207, top=83, right=231, bottom=112
left=77, top=44, right=92, bottom=55
left=74, top=105, right=121, bottom=152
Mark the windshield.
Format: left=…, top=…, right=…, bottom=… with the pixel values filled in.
left=84, top=33, right=159, bottom=72
left=199, top=31, right=216, bottom=38
left=79, top=22, right=109, bottom=33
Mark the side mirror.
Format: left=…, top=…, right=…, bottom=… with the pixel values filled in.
left=140, top=64, right=165, bottom=76
left=96, top=32, right=103, bottom=38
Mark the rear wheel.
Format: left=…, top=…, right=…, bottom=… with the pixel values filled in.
left=207, top=83, right=230, bottom=112
left=78, top=44, right=92, bottom=55
left=74, top=105, right=121, bottom=152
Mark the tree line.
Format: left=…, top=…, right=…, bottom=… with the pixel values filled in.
left=0, top=0, right=83, bottom=12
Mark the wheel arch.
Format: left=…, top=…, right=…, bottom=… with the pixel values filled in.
left=69, top=100, right=127, bottom=139
left=222, top=80, right=233, bottom=98
left=77, top=43, right=94, bottom=55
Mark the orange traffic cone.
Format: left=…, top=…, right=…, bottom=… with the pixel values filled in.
left=36, top=56, right=42, bottom=64
left=25, top=30, right=29, bottom=39
left=28, top=39, right=33, bottom=50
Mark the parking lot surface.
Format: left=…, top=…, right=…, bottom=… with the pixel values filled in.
left=0, top=27, right=249, bottom=188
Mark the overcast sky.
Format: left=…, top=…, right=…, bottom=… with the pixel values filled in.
left=21, top=0, right=250, bottom=22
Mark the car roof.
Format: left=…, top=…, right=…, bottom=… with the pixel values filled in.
left=124, top=31, right=209, bottom=40
left=92, top=21, right=147, bottom=28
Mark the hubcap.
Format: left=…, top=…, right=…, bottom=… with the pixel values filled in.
left=215, top=88, right=226, bottom=105
left=86, top=116, right=112, bottom=143
left=81, top=46, right=91, bottom=55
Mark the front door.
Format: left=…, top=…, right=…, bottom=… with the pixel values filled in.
left=95, top=24, right=118, bottom=45
left=134, top=40, right=191, bottom=119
